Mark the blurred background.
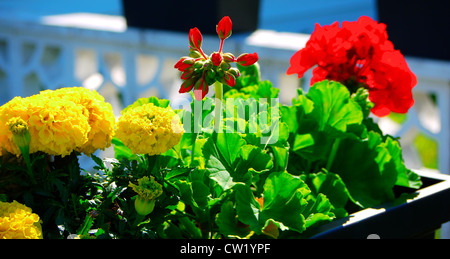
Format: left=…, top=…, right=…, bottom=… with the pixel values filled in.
left=0, top=0, right=449, bottom=178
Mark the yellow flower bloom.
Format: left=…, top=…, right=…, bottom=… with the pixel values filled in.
left=116, top=103, right=183, bottom=155
left=0, top=200, right=43, bottom=239
left=0, top=95, right=90, bottom=157
left=0, top=87, right=115, bottom=157
left=39, top=87, right=116, bottom=156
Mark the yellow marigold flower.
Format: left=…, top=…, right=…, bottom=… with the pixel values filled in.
left=0, top=94, right=90, bottom=157
left=116, top=103, right=183, bottom=155
left=39, top=87, right=116, bottom=156
left=0, top=87, right=115, bottom=157
left=129, top=176, right=163, bottom=216
left=0, top=200, right=43, bottom=239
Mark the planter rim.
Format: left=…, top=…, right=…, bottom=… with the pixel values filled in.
left=310, top=170, right=450, bottom=239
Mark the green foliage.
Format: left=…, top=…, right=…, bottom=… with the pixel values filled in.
left=281, top=80, right=421, bottom=210
left=224, top=63, right=279, bottom=100
left=0, top=152, right=102, bottom=238
left=0, top=75, right=422, bottom=239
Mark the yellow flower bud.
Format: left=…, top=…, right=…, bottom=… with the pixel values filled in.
left=134, top=196, right=156, bottom=216
left=7, top=117, right=31, bottom=152
left=129, top=176, right=163, bottom=216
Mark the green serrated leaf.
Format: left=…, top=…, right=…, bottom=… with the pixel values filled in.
left=234, top=183, right=262, bottom=231
left=203, top=133, right=247, bottom=191
left=302, top=170, right=350, bottom=213
left=261, top=172, right=308, bottom=234
left=307, top=80, right=363, bottom=132
left=330, top=131, right=398, bottom=208
left=384, top=136, right=422, bottom=189
left=216, top=201, right=251, bottom=238
left=236, top=145, right=273, bottom=173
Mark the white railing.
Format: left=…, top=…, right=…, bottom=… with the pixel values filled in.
left=0, top=14, right=449, bottom=175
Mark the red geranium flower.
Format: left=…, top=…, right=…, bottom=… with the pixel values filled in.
left=287, top=16, right=416, bottom=117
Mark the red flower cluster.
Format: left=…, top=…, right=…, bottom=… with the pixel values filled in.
left=175, top=16, right=259, bottom=100
left=287, top=16, right=417, bottom=117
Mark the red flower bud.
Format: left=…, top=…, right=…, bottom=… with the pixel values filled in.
left=181, top=68, right=195, bottom=80
left=193, top=77, right=209, bottom=101
left=179, top=76, right=197, bottom=93
left=222, top=53, right=236, bottom=63
left=220, top=61, right=231, bottom=71
left=237, top=53, right=259, bottom=66
left=211, top=52, right=223, bottom=67
left=174, top=57, right=195, bottom=72
left=189, top=27, right=203, bottom=50
left=216, top=16, right=232, bottom=40
left=222, top=72, right=236, bottom=87
left=228, top=67, right=241, bottom=78
left=189, top=48, right=202, bottom=58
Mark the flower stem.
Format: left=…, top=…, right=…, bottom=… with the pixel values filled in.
left=214, top=81, right=223, bottom=132
left=219, top=39, right=224, bottom=53
left=325, top=138, right=341, bottom=171
left=132, top=214, right=146, bottom=228
left=19, top=146, right=35, bottom=184
left=198, top=48, right=209, bottom=60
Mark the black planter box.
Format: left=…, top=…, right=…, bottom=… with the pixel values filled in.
left=122, top=0, right=260, bottom=35
left=309, top=171, right=450, bottom=239
left=377, top=0, right=450, bottom=61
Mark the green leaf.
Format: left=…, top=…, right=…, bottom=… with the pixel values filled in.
left=236, top=145, right=273, bottom=173
left=307, top=80, right=363, bottom=132
left=234, top=183, right=262, bottom=231
left=303, top=193, right=335, bottom=229
left=233, top=63, right=261, bottom=91
left=292, top=133, right=315, bottom=151
left=270, top=145, right=288, bottom=172
left=330, top=131, right=398, bottom=208
left=178, top=217, right=203, bottom=239
left=234, top=172, right=325, bottom=235
left=204, top=133, right=246, bottom=169
left=189, top=170, right=210, bottom=209
left=256, top=81, right=280, bottom=99
left=209, top=166, right=235, bottom=191
left=175, top=170, right=210, bottom=211
left=112, top=137, right=139, bottom=161
left=301, top=170, right=350, bottom=214
left=260, top=171, right=308, bottom=233
left=216, top=200, right=251, bottom=238
left=203, top=133, right=247, bottom=191
left=384, top=136, right=422, bottom=189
